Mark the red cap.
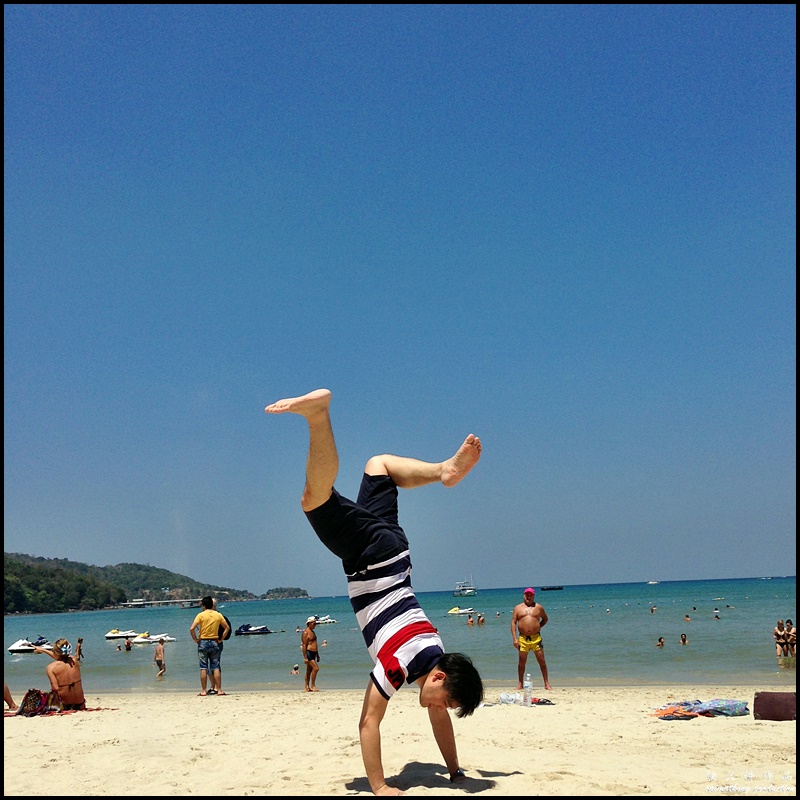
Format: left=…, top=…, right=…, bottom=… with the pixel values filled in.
left=524, top=587, right=535, bottom=595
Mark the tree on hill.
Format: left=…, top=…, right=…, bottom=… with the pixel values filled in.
left=4, top=555, right=127, bottom=613
left=4, top=553, right=254, bottom=612
left=4, top=553, right=309, bottom=613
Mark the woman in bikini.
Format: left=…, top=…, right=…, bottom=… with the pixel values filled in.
left=32, top=637, right=86, bottom=710
left=773, top=620, right=788, bottom=660
left=785, top=619, right=796, bottom=658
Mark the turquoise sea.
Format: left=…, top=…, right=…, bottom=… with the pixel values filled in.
left=4, top=577, right=796, bottom=696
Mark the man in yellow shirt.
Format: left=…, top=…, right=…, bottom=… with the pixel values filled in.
left=189, top=596, right=230, bottom=696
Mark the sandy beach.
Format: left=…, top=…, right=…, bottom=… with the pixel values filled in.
left=3, top=684, right=795, bottom=796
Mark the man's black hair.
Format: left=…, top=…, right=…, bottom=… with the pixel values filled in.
left=201, top=596, right=213, bottom=609
left=437, top=652, right=484, bottom=717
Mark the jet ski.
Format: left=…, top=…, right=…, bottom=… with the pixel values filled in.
left=235, top=624, right=273, bottom=636
left=8, top=636, right=53, bottom=654
left=131, top=633, right=176, bottom=644
left=105, top=629, right=139, bottom=639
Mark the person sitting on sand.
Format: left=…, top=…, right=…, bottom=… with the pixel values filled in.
left=32, top=638, right=86, bottom=710
left=265, top=388, right=483, bottom=796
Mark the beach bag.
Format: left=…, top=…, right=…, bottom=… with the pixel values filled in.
left=17, top=689, right=48, bottom=717
left=753, top=691, right=796, bottom=721
left=220, top=614, right=232, bottom=640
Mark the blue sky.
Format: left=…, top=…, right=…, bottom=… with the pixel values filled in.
left=4, top=5, right=795, bottom=597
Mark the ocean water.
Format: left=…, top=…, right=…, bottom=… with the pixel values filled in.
left=4, top=577, right=796, bottom=696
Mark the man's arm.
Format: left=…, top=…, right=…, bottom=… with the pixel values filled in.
left=358, top=681, right=401, bottom=796
left=510, top=607, right=519, bottom=648
left=219, top=618, right=230, bottom=641
left=427, top=706, right=463, bottom=782
left=539, top=607, right=548, bottom=627
left=190, top=617, right=200, bottom=643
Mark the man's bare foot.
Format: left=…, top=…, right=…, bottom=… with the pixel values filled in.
left=544, top=684, right=552, bottom=690
left=516, top=684, right=523, bottom=690
left=311, top=687, right=319, bottom=692
left=265, top=388, right=331, bottom=417
left=304, top=687, right=311, bottom=692
left=441, top=434, right=482, bottom=487
left=375, top=784, right=405, bottom=796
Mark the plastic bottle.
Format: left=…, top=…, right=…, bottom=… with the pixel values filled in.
left=522, top=672, right=532, bottom=707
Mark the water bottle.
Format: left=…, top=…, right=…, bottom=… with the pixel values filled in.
left=523, top=673, right=532, bottom=707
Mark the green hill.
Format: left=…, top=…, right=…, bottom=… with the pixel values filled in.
left=4, top=553, right=308, bottom=614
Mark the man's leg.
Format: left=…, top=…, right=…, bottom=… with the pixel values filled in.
left=265, top=388, right=482, bottom=497
left=305, top=661, right=314, bottom=692
left=200, top=668, right=208, bottom=695
left=364, top=434, right=482, bottom=488
left=265, top=389, right=337, bottom=511
left=517, top=650, right=529, bottom=690
left=534, top=648, right=552, bottom=690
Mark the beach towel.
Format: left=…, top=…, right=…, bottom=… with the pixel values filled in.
left=652, top=699, right=749, bottom=720
left=10, top=688, right=110, bottom=717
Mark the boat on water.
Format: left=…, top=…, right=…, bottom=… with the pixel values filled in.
left=131, top=633, right=177, bottom=644
left=104, top=629, right=139, bottom=639
left=540, top=586, right=563, bottom=591
left=8, top=636, right=52, bottom=654
left=647, top=581, right=659, bottom=585
left=235, top=624, right=273, bottom=636
left=311, top=615, right=338, bottom=624
left=447, top=607, right=476, bottom=615
left=453, top=579, right=477, bottom=597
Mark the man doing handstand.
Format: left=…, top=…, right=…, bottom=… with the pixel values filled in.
left=265, top=388, right=484, bottom=797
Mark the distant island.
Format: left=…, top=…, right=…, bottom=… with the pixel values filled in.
left=4, top=552, right=308, bottom=615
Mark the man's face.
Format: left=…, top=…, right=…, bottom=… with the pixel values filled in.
left=524, top=592, right=535, bottom=605
left=418, top=671, right=460, bottom=712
